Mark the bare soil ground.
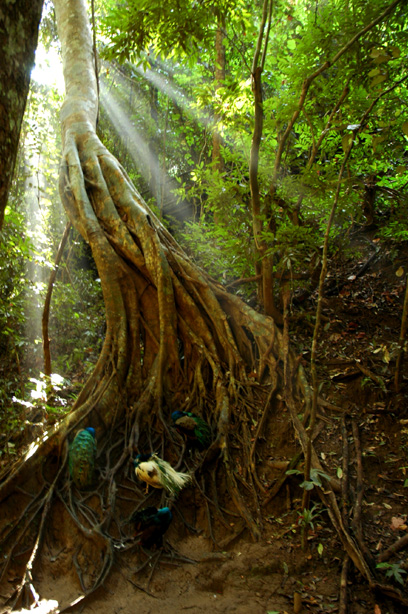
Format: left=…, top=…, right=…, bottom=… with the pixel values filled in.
left=2, top=229, right=408, bottom=614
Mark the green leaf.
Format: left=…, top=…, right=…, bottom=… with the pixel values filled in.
left=370, top=74, right=387, bottom=87
left=373, top=54, right=391, bottom=65
left=342, top=134, right=353, bottom=152
left=300, top=480, right=315, bottom=491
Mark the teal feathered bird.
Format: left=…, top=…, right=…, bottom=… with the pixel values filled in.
left=133, top=453, right=191, bottom=495
left=68, top=427, right=96, bottom=489
left=171, top=410, right=212, bottom=450
left=131, top=506, right=173, bottom=548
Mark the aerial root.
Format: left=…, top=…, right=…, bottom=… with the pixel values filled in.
left=262, top=450, right=303, bottom=508
left=202, top=476, right=219, bottom=546
left=249, top=384, right=276, bottom=492
left=223, top=447, right=262, bottom=542
left=350, top=419, right=375, bottom=568
left=145, top=551, right=162, bottom=592
left=338, top=555, right=350, bottom=614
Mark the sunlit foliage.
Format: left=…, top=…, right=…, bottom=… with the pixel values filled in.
left=98, top=0, right=407, bottom=305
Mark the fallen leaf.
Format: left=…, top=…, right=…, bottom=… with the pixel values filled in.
left=391, top=516, right=407, bottom=531
left=374, top=604, right=381, bottom=614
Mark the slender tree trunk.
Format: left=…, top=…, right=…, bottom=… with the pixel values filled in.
left=249, top=0, right=280, bottom=320
left=249, top=65, right=264, bottom=304
left=211, top=19, right=226, bottom=225
left=395, top=273, right=408, bottom=392
left=42, top=221, right=71, bottom=377
left=212, top=20, right=225, bottom=172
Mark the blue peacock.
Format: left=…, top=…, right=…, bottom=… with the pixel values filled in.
left=171, top=410, right=212, bottom=450
left=133, top=453, right=191, bottom=495
left=131, top=506, right=173, bottom=549
left=68, top=427, right=97, bottom=489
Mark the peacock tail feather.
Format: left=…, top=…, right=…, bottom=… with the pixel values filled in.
left=68, top=427, right=96, bottom=489
left=134, top=453, right=191, bottom=495
left=151, top=454, right=192, bottom=494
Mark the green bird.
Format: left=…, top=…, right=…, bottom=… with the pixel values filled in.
left=68, top=427, right=96, bottom=489
left=171, top=410, right=212, bottom=450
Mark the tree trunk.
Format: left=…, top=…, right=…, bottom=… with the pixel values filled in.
left=0, top=0, right=43, bottom=229
left=212, top=20, right=225, bottom=172
left=249, top=0, right=281, bottom=322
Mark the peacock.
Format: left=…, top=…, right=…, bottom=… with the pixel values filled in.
left=68, top=427, right=97, bottom=489
left=133, top=453, right=191, bottom=495
left=171, top=410, right=212, bottom=450
left=131, top=506, right=173, bottom=549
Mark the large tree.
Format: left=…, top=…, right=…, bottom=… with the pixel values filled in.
left=0, top=0, right=401, bottom=608
left=0, top=0, right=300, bottom=601
left=0, top=0, right=43, bottom=229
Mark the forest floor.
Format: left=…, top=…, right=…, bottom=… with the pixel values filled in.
left=2, top=227, right=408, bottom=614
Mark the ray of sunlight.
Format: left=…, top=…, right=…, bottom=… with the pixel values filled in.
left=100, top=81, right=184, bottom=215
left=109, top=62, right=212, bottom=130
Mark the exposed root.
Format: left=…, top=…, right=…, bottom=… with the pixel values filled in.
left=378, top=534, right=408, bottom=563
left=338, top=555, right=350, bottom=614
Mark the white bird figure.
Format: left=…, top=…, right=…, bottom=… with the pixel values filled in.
left=133, top=453, right=192, bottom=495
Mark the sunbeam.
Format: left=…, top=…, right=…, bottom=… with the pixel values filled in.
left=100, top=81, right=192, bottom=220
left=132, top=64, right=212, bottom=128
left=107, top=61, right=212, bottom=129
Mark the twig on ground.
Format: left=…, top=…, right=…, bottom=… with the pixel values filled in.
left=377, top=533, right=408, bottom=563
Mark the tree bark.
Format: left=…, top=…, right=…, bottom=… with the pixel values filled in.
left=0, top=0, right=43, bottom=229
left=212, top=20, right=225, bottom=172
left=249, top=0, right=280, bottom=321
left=42, top=222, right=71, bottom=376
